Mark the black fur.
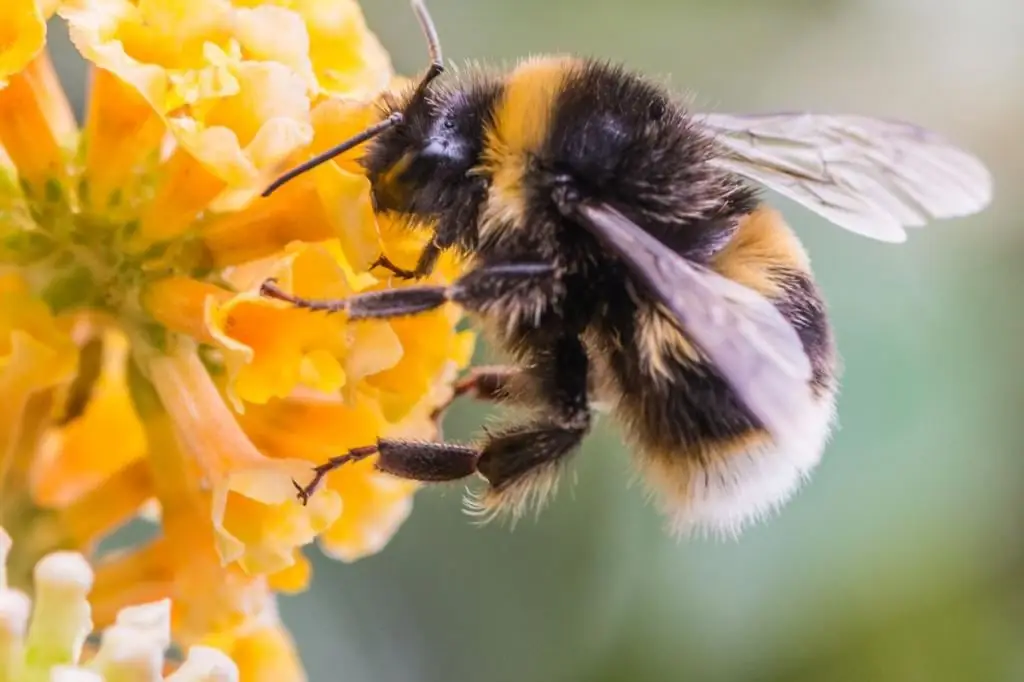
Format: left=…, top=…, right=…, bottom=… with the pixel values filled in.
left=770, top=268, right=837, bottom=394
left=361, top=72, right=501, bottom=250
left=477, top=332, right=592, bottom=492
left=539, top=61, right=759, bottom=262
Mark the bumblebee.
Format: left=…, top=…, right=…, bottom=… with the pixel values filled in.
left=260, top=0, right=992, bottom=534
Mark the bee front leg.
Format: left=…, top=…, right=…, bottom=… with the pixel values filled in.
left=370, top=238, right=444, bottom=280
left=369, top=253, right=419, bottom=280
left=370, top=178, right=487, bottom=281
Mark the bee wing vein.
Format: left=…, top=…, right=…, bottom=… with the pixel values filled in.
left=700, top=112, right=993, bottom=242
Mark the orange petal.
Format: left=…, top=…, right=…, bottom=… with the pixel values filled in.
left=317, top=455, right=418, bottom=563
left=307, top=96, right=381, bottom=175
left=200, top=96, right=382, bottom=270
left=141, top=276, right=232, bottom=345
left=30, top=327, right=146, bottom=508
left=266, top=551, right=310, bottom=595
left=199, top=179, right=336, bottom=269
left=179, top=59, right=313, bottom=212
left=56, top=459, right=153, bottom=550
left=308, top=163, right=380, bottom=272
left=63, top=0, right=315, bottom=227
left=232, top=4, right=315, bottom=92
left=134, top=146, right=227, bottom=248
left=0, top=280, right=78, bottom=491
left=145, top=340, right=342, bottom=576
left=204, top=242, right=396, bottom=407
left=0, top=50, right=76, bottom=198
left=81, top=66, right=167, bottom=215
left=90, top=411, right=268, bottom=646
left=238, top=391, right=387, bottom=463
left=238, top=393, right=419, bottom=563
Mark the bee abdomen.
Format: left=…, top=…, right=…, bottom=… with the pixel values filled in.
left=601, top=305, right=836, bottom=535
left=593, top=209, right=840, bottom=535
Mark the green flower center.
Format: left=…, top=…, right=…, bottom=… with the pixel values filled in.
left=1, top=170, right=214, bottom=325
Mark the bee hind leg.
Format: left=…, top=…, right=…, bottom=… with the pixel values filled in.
left=470, top=333, right=592, bottom=521
left=469, top=415, right=590, bottom=521
left=292, top=439, right=482, bottom=505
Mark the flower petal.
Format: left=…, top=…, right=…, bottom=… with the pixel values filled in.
left=56, top=460, right=153, bottom=550
left=134, top=146, right=228, bottom=247
left=0, top=0, right=47, bottom=87
left=232, top=5, right=315, bottom=92
left=24, top=551, right=94, bottom=669
left=0, top=277, right=78, bottom=492
left=265, top=551, right=310, bottom=595
left=177, top=60, right=314, bottom=210
left=80, top=66, right=167, bottom=215
left=31, top=327, right=146, bottom=508
left=290, top=0, right=393, bottom=100
left=204, top=241, right=394, bottom=407
left=198, top=180, right=335, bottom=269
left=62, top=0, right=316, bottom=236
left=200, top=601, right=304, bottom=682
left=166, top=646, right=239, bottom=682
left=88, top=413, right=268, bottom=648
left=86, top=599, right=170, bottom=680
left=142, top=276, right=233, bottom=346
left=237, top=393, right=419, bottom=563
left=0, top=50, right=77, bottom=198
left=145, top=340, right=341, bottom=575
left=361, top=223, right=477, bottom=421
left=317, top=455, right=417, bottom=563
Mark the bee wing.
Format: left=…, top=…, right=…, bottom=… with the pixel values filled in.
left=700, top=112, right=993, bottom=242
left=572, top=201, right=813, bottom=443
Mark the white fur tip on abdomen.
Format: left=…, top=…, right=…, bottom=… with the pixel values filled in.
left=643, top=396, right=837, bottom=539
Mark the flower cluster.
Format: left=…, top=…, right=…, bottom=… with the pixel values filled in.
left=0, top=526, right=240, bottom=681
left=0, top=0, right=474, bottom=677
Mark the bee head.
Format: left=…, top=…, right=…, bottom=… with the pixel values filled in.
left=361, top=81, right=495, bottom=215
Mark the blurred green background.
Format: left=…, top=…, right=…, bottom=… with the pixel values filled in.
left=52, top=0, right=1024, bottom=679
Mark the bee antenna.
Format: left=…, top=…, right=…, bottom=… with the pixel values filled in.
left=261, top=113, right=403, bottom=197
left=413, top=0, right=444, bottom=73
left=260, top=2, right=444, bottom=197
left=261, top=0, right=446, bottom=198
left=404, top=0, right=447, bottom=107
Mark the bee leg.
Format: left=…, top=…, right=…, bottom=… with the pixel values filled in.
left=472, top=334, right=591, bottom=516
left=370, top=178, right=488, bottom=281
left=293, top=440, right=482, bottom=505
left=429, top=365, right=520, bottom=424
left=260, top=262, right=558, bottom=320
left=369, top=253, right=418, bottom=280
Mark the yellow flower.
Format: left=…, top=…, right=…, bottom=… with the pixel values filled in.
left=0, top=526, right=241, bottom=681
left=0, top=0, right=475, bottom=676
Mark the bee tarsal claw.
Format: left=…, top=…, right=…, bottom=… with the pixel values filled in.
left=292, top=477, right=313, bottom=506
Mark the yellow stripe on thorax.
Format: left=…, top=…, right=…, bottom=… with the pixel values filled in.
left=477, top=56, right=580, bottom=234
